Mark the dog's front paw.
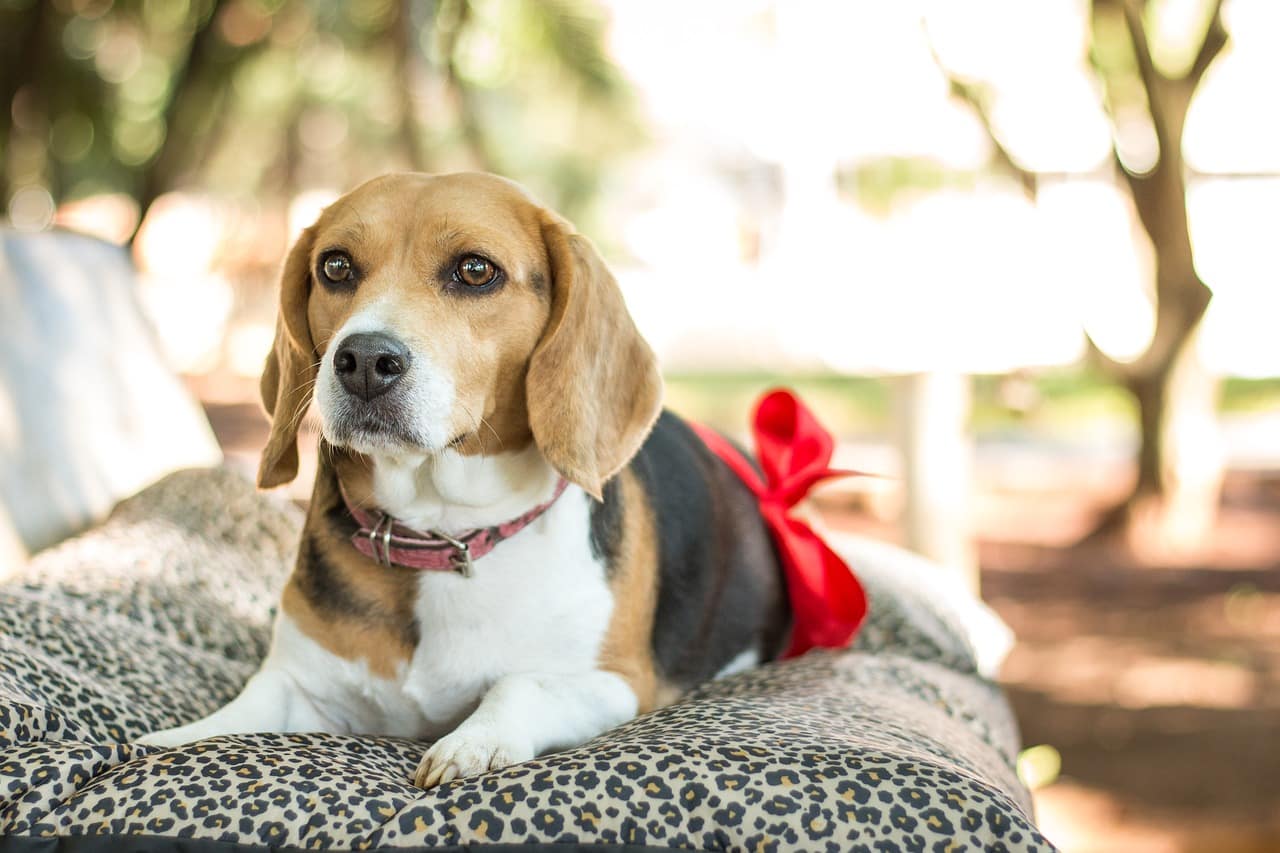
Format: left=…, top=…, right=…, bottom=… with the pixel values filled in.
left=414, top=725, right=533, bottom=788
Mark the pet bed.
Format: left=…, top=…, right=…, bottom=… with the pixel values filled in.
left=0, top=468, right=1053, bottom=852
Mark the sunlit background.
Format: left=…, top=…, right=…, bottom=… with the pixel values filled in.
left=2, top=0, right=1278, bottom=850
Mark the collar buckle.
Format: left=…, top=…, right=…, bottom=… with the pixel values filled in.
left=429, top=528, right=474, bottom=578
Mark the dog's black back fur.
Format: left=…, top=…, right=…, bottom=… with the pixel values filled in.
left=594, top=410, right=790, bottom=689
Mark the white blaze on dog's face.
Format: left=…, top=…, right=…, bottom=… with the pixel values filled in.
left=256, top=172, right=663, bottom=500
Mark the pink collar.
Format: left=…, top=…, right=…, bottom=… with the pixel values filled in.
left=340, top=479, right=571, bottom=576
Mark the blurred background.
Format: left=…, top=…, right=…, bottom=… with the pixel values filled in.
left=2, top=0, right=1278, bottom=849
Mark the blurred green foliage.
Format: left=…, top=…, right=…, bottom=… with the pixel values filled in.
left=840, top=156, right=979, bottom=217
left=0, top=0, right=640, bottom=232
left=668, top=370, right=1280, bottom=437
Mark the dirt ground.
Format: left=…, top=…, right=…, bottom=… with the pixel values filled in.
left=982, top=473, right=1280, bottom=853
left=824, top=470, right=1280, bottom=853
left=200, top=397, right=1280, bottom=853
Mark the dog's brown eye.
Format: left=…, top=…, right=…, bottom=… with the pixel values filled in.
left=456, top=255, right=497, bottom=287
left=322, top=253, right=352, bottom=283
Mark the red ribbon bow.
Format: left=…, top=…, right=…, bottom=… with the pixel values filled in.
left=690, top=389, right=868, bottom=658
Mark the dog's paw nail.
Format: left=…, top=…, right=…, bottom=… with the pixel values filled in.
left=413, top=727, right=531, bottom=789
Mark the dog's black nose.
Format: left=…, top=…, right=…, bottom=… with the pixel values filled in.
left=333, top=332, right=410, bottom=401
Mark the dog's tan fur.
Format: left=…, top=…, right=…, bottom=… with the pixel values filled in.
left=281, top=461, right=419, bottom=680
left=595, top=468, right=662, bottom=712
left=279, top=448, right=451, bottom=680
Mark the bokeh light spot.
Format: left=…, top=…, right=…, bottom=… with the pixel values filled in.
left=7, top=186, right=56, bottom=232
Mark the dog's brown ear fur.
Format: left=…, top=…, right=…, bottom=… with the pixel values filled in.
left=527, top=216, right=663, bottom=499
left=258, top=225, right=318, bottom=489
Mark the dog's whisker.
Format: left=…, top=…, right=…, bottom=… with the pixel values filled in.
left=282, top=388, right=316, bottom=436
left=477, top=416, right=503, bottom=458
left=453, top=401, right=481, bottom=456
left=453, top=401, right=504, bottom=461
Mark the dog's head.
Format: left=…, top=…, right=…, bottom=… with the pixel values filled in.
left=258, top=172, right=662, bottom=499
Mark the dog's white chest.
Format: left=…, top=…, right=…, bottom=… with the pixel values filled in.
left=403, top=523, right=613, bottom=730
left=276, top=492, right=613, bottom=738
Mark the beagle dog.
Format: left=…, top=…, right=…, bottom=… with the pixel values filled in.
left=140, top=172, right=789, bottom=787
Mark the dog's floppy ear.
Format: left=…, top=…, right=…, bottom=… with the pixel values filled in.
left=527, top=216, right=663, bottom=500
left=258, top=225, right=318, bottom=489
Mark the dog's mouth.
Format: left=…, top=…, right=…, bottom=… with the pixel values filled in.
left=326, top=402, right=423, bottom=452
left=324, top=403, right=469, bottom=457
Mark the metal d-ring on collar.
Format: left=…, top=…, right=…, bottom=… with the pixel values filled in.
left=428, top=528, right=475, bottom=578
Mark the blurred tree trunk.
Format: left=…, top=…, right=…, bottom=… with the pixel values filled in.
left=1120, top=330, right=1222, bottom=550
left=0, top=2, right=51, bottom=204
left=932, top=0, right=1227, bottom=552
left=392, top=0, right=430, bottom=171
left=1085, top=0, right=1225, bottom=549
left=131, top=0, right=265, bottom=242
left=436, top=0, right=498, bottom=172
left=130, top=3, right=222, bottom=237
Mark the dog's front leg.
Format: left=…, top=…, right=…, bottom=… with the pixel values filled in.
left=414, top=670, right=637, bottom=788
left=137, top=666, right=335, bottom=747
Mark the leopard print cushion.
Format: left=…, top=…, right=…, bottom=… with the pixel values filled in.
left=0, top=468, right=1054, bottom=851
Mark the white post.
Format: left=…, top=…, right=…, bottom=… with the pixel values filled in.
left=893, top=371, right=978, bottom=594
